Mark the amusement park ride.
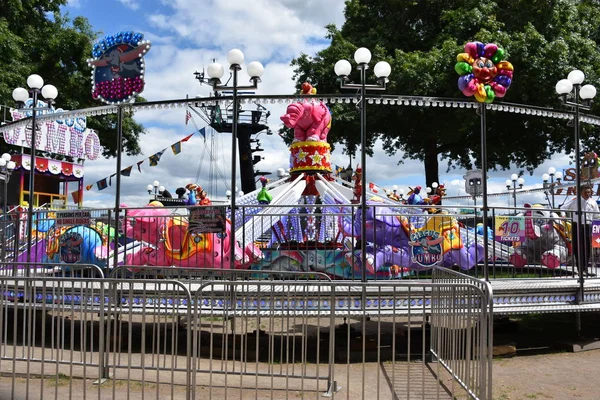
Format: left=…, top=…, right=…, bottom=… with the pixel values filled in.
left=3, top=37, right=600, bottom=317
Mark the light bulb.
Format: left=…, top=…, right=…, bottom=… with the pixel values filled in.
left=334, top=59, right=352, bottom=77
left=12, top=87, right=29, bottom=103
left=27, top=74, right=44, bottom=89
left=227, top=49, right=244, bottom=65
left=354, top=47, right=371, bottom=64
left=373, top=61, right=391, bottom=78
left=207, top=63, right=224, bottom=79
left=41, top=84, right=58, bottom=100
left=555, top=79, right=573, bottom=95
left=567, top=69, right=585, bottom=85
left=580, top=84, right=597, bottom=100
left=247, top=61, right=264, bottom=78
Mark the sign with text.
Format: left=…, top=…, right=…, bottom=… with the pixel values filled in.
left=494, top=215, right=525, bottom=242
left=3, top=99, right=102, bottom=160
left=188, top=206, right=226, bottom=233
left=56, top=210, right=92, bottom=227
left=592, top=221, right=600, bottom=248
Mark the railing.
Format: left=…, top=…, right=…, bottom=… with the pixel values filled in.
left=0, top=203, right=596, bottom=284
left=0, top=273, right=492, bottom=399
left=432, top=267, right=494, bottom=399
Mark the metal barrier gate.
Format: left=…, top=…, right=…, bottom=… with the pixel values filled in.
left=0, top=271, right=492, bottom=399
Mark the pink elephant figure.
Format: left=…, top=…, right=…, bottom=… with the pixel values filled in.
left=123, top=204, right=254, bottom=269
left=123, top=205, right=172, bottom=243
left=125, top=246, right=170, bottom=267
left=280, top=100, right=331, bottom=142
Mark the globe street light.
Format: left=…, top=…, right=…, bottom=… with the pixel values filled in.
left=12, top=74, right=58, bottom=264
left=202, top=49, right=264, bottom=268
left=335, top=47, right=391, bottom=282
left=542, top=167, right=562, bottom=209
left=506, top=174, right=524, bottom=213
left=147, top=180, right=160, bottom=199
left=556, top=69, right=597, bottom=293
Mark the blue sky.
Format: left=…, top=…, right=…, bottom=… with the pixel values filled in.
left=61, top=0, right=579, bottom=210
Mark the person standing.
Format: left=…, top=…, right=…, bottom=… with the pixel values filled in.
left=562, top=184, right=599, bottom=274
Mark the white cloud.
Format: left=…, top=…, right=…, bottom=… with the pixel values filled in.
left=117, top=0, right=140, bottom=11
left=67, top=0, right=82, bottom=8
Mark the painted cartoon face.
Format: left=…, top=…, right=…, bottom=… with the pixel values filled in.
left=472, top=57, right=497, bottom=83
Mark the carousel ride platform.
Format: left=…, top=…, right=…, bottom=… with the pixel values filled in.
left=3, top=265, right=600, bottom=317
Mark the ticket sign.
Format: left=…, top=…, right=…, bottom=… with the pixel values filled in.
left=56, top=210, right=92, bottom=226
left=592, top=221, right=600, bottom=248
left=188, top=206, right=226, bottom=233
left=494, top=215, right=525, bottom=242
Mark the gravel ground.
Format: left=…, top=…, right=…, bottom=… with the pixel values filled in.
left=492, top=349, right=600, bottom=400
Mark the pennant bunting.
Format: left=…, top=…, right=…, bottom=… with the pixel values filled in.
left=149, top=149, right=166, bottom=166
left=86, top=130, right=202, bottom=193
left=97, top=179, right=108, bottom=191
left=181, top=133, right=194, bottom=142
left=171, top=141, right=182, bottom=155
left=121, top=165, right=133, bottom=176
left=71, top=190, right=81, bottom=204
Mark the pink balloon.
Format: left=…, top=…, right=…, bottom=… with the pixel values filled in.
left=464, top=42, right=479, bottom=59
left=483, top=44, right=498, bottom=58
left=490, top=82, right=507, bottom=98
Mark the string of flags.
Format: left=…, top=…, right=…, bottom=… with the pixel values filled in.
left=87, top=129, right=204, bottom=191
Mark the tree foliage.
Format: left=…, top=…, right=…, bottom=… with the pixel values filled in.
left=289, top=0, right=600, bottom=185
left=0, top=0, right=144, bottom=158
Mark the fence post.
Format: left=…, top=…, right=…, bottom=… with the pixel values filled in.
left=324, top=282, right=340, bottom=397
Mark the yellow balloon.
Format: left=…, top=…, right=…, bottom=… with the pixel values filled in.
left=474, top=83, right=487, bottom=102
left=456, top=52, right=474, bottom=64
left=496, top=61, right=514, bottom=71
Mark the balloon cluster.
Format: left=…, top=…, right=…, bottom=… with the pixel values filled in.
left=455, top=42, right=513, bottom=103
left=92, top=76, right=144, bottom=102
left=92, top=31, right=145, bottom=58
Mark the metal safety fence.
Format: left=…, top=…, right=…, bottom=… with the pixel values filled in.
left=0, top=271, right=492, bottom=399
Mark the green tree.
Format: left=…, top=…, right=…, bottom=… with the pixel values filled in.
left=0, top=0, right=144, bottom=158
left=290, top=0, right=600, bottom=187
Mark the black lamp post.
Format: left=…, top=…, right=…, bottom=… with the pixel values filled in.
left=0, top=154, right=16, bottom=263
left=556, top=70, right=597, bottom=297
left=505, top=174, right=524, bottom=213
left=334, top=47, right=391, bottom=282
left=12, top=74, right=58, bottom=264
left=204, top=49, right=264, bottom=268
left=542, top=167, right=562, bottom=209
